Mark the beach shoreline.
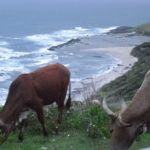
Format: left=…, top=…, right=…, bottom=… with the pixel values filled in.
left=72, top=46, right=138, bottom=101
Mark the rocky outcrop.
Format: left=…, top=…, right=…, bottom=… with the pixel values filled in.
left=108, top=26, right=134, bottom=34
left=48, top=38, right=80, bottom=51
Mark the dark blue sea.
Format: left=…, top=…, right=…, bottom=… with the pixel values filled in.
left=0, top=0, right=150, bottom=104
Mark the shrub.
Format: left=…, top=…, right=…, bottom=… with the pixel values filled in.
left=21, top=105, right=110, bottom=140
left=86, top=106, right=110, bottom=138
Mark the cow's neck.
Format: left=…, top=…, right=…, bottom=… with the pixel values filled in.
left=122, top=72, right=150, bottom=124
left=121, top=93, right=150, bottom=125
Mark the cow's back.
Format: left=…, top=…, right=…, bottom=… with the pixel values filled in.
left=4, top=63, right=70, bottom=110
left=30, top=63, right=70, bottom=105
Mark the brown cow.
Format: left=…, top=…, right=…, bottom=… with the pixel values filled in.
left=102, top=70, right=150, bottom=150
left=0, top=63, right=71, bottom=142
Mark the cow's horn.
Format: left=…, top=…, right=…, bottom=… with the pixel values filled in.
left=102, top=97, right=116, bottom=117
left=120, top=98, right=127, bottom=110
left=92, top=99, right=101, bottom=105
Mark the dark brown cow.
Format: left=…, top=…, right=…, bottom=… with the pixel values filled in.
left=102, top=70, right=150, bottom=150
left=0, top=63, right=71, bottom=142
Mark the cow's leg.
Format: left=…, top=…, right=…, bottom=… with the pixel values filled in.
left=35, top=106, right=48, bottom=136
left=57, top=104, right=64, bottom=124
left=56, top=90, right=67, bottom=124
left=18, top=119, right=26, bottom=142
left=54, top=101, right=65, bottom=134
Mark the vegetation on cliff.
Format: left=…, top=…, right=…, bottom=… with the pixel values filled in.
left=97, top=42, right=150, bottom=101
left=135, top=23, right=150, bottom=36
left=109, top=23, right=150, bottom=36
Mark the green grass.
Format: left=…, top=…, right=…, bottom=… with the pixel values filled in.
left=0, top=129, right=110, bottom=150
left=0, top=106, right=150, bottom=150
left=131, top=133, right=150, bottom=150
left=1, top=128, right=150, bottom=150
left=0, top=105, right=110, bottom=150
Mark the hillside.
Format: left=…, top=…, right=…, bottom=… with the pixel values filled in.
left=135, top=23, right=150, bottom=36
left=109, top=23, right=150, bottom=36
left=97, top=42, right=150, bottom=101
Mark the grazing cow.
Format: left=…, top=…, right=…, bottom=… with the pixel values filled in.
left=0, top=63, right=71, bottom=142
left=102, top=70, right=150, bottom=150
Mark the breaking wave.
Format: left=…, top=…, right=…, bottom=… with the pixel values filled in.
left=25, top=26, right=118, bottom=47
left=0, top=47, right=29, bottom=61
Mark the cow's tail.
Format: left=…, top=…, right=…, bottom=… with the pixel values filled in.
left=65, top=82, right=71, bottom=110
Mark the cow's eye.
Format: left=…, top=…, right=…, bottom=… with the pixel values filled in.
left=136, top=126, right=143, bottom=136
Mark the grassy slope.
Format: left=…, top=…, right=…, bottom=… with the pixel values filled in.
left=0, top=106, right=110, bottom=150
left=1, top=130, right=110, bottom=150
left=1, top=105, right=150, bottom=150
left=2, top=130, right=150, bottom=150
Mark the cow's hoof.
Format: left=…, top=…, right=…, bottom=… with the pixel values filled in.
left=43, top=131, right=48, bottom=137
left=17, top=139, right=23, bottom=144
left=18, top=134, right=24, bottom=143
left=54, top=126, right=59, bottom=135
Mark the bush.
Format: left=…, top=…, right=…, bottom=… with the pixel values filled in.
left=62, top=105, right=110, bottom=139
left=86, top=106, right=110, bottom=138
left=21, top=105, right=110, bottom=140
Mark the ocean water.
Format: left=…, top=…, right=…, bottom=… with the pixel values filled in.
left=1, top=26, right=150, bottom=104
left=0, top=0, right=150, bottom=104
left=0, top=26, right=121, bottom=103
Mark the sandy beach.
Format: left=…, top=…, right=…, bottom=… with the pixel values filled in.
left=73, top=46, right=138, bottom=101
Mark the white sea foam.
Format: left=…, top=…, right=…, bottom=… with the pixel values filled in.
left=68, top=53, right=74, bottom=56
left=38, top=47, right=57, bottom=54
left=64, top=64, right=70, bottom=67
left=29, top=47, right=58, bottom=66
left=95, top=57, right=122, bottom=78
left=0, top=47, right=28, bottom=73
left=0, top=47, right=28, bottom=61
left=0, top=88, right=8, bottom=105
left=0, top=60, right=26, bottom=73
left=71, top=78, right=82, bottom=82
left=101, top=26, right=119, bottom=33
left=97, top=65, right=116, bottom=76
left=0, top=41, right=9, bottom=46
left=0, top=74, right=11, bottom=82
left=25, top=26, right=118, bottom=47
left=33, top=54, right=58, bottom=65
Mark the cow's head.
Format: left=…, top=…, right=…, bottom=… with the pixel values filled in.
left=0, top=120, right=13, bottom=143
left=102, top=98, right=143, bottom=150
